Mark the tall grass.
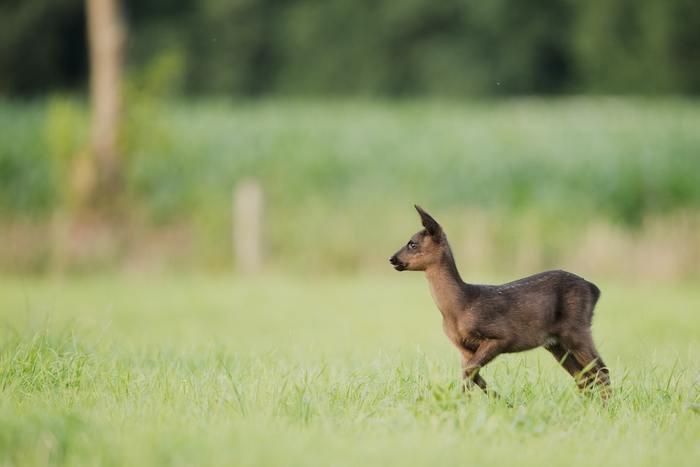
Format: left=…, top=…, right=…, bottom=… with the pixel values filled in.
left=0, top=275, right=698, bottom=466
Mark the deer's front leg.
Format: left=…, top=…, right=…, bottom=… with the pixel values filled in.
left=459, top=349, right=490, bottom=393
left=460, top=350, right=476, bottom=391
left=462, top=339, right=506, bottom=388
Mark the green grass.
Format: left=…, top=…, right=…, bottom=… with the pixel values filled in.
left=1, top=275, right=698, bottom=466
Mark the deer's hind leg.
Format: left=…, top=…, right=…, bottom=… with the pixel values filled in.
left=546, top=342, right=588, bottom=389
left=559, top=330, right=611, bottom=396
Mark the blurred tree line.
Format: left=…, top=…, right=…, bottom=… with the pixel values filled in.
left=1, top=0, right=699, bottom=97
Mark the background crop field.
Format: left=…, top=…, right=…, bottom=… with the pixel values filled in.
left=1, top=275, right=698, bottom=466
left=5, top=98, right=700, bottom=221
left=2, top=98, right=700, bottom=276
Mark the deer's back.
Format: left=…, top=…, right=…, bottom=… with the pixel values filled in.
left=466, top=270, right=600, bottom=351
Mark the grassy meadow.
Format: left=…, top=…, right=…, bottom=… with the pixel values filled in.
left=1, top=274, right=698, bottom=466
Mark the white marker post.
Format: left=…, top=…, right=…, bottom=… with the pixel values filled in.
left=233, top=179, right=263, bottom=274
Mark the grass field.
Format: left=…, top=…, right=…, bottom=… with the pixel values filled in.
left=1, top=274, right=698, bottom=466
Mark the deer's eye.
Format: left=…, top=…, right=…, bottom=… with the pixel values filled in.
left=407, top=241, right=417, bottom=250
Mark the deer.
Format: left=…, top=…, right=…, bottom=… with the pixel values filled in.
left=389, top=205, right=611, bottom=398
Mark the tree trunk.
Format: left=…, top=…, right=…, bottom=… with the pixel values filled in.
left=86, top=0, right=124, bottom=208
left=50, top=0, right=126, bottom=274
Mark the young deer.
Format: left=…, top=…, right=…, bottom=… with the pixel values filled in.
left=390, top=205, right=610, bottom=397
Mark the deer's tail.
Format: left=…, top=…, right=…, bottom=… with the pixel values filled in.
left=587, top=281, right=601, bottom=307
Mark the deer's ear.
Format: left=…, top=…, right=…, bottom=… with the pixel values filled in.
left=415, top=205, right=442, bottom=237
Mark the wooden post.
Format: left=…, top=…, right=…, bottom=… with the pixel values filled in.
left=233, top=179, right=263, bottom=274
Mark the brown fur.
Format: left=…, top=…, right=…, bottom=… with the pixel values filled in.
left=390, top=205, right=610, bottom=397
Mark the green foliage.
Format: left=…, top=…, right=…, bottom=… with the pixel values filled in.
left=0, top=0, right=86, bottom=95
left=573, top=0, right=674, bottom=93
left=2, top=0, right=700, bottom=96
left=0, top=101, right=53, bottom=216
left=45, top=96, right=89, bottom=208
left=120, top=99, right=700, bottom=226
left=122, top=51, right=191, bottom=221
left=185, top=0, right=684, bottom=96
left=0, top=276, right=698, bottom=465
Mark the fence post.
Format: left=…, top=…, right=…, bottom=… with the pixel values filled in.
left=233, top=179, right=263, bottom=274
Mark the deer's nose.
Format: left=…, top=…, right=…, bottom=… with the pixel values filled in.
left=389, top=255, right=399, bottom=265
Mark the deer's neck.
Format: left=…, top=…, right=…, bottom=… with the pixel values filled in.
left=424, top=249, right=475, bottom=319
